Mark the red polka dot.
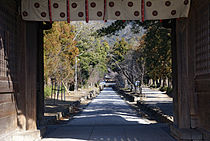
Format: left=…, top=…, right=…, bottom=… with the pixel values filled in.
left=72, top=3, right=77, bottom=8
left=34, top=3, right=40, bottom=8
left=23, top=11, right=28, bottom=17
left=128, top=2, right=133, bottom=7
left=115, top=11, right=120, bottom=16
left=60, top=12, right=65, bottom=18
left=146, top=1, right=152, bottom=7
left=53, top=3, right=59, bottom=8
left=109, top=2, right=114, bottom=7
left=171, top=10, right=176, bottom=15
left=41, top=12, right=47, bottom=17
left=184, top=0, right=189, bottom=5
left=134, top=11, right=140, bottom=16
left=97, top=11, right=102, bottom=17
left=90, top=2, right=96, bottom=8
left=165, top=1, right=171, bottom=6
left=152, top=10, right=158, bottom=16
left=78, top=12, right=84, bottom=17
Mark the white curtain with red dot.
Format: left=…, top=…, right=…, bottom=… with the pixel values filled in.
left=144, top=0, right=190, bottom=20
left=21, top=0, right=191, bottom=22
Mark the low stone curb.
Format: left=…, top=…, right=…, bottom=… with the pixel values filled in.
left=113, top=86, right=173, bottom=124
left=40, top=89, right=99, bottom=138
left=136, top=101, right=173, bottom=123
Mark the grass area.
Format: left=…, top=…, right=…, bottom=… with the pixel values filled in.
left=159, top=86, right=168, bottom=92
left=44, top=86, right=51, bottom=98
left=44, top=85, right=100, bottom=99
left=159, top=86, right=173, bottom=97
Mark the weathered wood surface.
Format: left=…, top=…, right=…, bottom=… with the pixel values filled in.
left=25, top=22, right=39, bottom=130
left=193, top=0, right=210, bottom=132
left=0, top=0, right=41, bottom=136
left=0, top=0, right=18, bottom=137
left=173, top=0, right=210, bottom=136
left=0, top=102, right=16, bottom=117
left=176, top=17, right=191, bottom=129
left=36, top=23, right=45, bottom=124
left=0, top=80, right=14, bottom=94
left=0, top=114, right=16, bottom=135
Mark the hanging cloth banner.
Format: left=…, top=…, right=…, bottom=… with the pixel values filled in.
left=21, top=0, right=191, bottom=22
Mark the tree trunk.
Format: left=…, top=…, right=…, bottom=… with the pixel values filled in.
left=74, top=57, right=78, bottom=91
left=160, top=79, right=163, bottom=87
left=163, top=79, right=167, bottom=87
left=153, top=79, right=156, bottom=86
left=132, top=84, right=136, bottom=94
left=168, top=79, right=172, bottom=89
left=123, top=75, right=128, bottom=88
left=156, top=79, right=159, bottom=87
left=141, top=62, right=145, bottom=86
left=166, top=78, right=169, bottom=87
left=149, top=79, right=152, bottom=85
left=141, top=74, right=144, bottom=86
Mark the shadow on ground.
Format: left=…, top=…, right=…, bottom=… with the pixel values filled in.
left=42, top=87, right=175, bottom=141
left=44, top=116, right=174, bottom=141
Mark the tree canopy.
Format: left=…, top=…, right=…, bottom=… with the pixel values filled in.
left=98, top=20, right=172, bottom=87
left=44, top=20, right=172, bottom=90
left=44, top=22, right=79, bottom=84
left=44, top=21, right=110, bottom=88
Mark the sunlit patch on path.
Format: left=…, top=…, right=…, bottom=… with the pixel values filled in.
left=42, top=87, right=175, bottom=141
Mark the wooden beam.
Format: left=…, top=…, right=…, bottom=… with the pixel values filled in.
left=25, top=22, right=38, bottom=130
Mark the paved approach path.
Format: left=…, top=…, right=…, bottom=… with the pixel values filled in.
left=141, top=88, right=173, bottom=120
left=42, top=87, right=175, bottom=141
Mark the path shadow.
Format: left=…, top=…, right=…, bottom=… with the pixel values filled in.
left=44, top=116, right=174, bottom=141
left=43, top=87, right=175, bottom=141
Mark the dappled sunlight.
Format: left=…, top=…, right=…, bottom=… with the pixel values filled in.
left=67, top=87, right=155, bottom=126
left=42, top=86, right=175, bottom=141
left=100, top=91, right=117, bottom=93
left=42, top=138, right=88, bottom=141
left=43, top=123, right=174, bottom=141
left=140, top=88, right=173, bottom=118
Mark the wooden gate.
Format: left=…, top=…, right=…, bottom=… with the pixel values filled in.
left=172, top=0, right=210, bottom=140
left=0, top=1, right=17, bottom=136
left=194, top=0, right=210, bottom=132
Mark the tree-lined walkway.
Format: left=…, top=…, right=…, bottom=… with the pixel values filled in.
left=42, top=87, right=175, bottom=141
left=141, top=88, right=173, bottom=121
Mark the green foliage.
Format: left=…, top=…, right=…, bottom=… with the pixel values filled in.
left=97, top=20, right=172, bottom=87
left=97, top=20, right=156, bottom=36
left=44, top=21, right=110, bottom=88
left=43, top=19, right=172, bottom=90
left=97, top=21, right=128, bottom=36
left=112, top=38, right=128, bottom=62
left=159, top=86, right=173, bottom=97
left=108, top=38, right=129, bottom=72
left=72, top=22, right=110, bottom=85
left=44, top=86, right=51, bottom=98
left=159, top=86, right=168, bottom=92
left=166, top=87, right=173, bottom=97
left=44, top=22, right=79, bottom=84
left=78, top=39, right=110, bottom=84
left=143, top=22, right=172, bottom=80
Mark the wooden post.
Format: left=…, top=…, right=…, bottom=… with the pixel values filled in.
left=25, top=21, right=38, bottom=130
left=16, top=16, right=27, bottom=131
left=36, top=22, right=44, bottom=125
left=171, top=19, right=178, bottom=126
left=176, top=18, right=191, bottom=129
